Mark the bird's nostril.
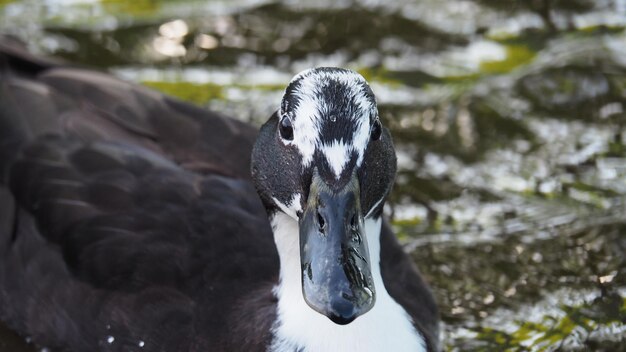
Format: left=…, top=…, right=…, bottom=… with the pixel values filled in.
left=317, top=211, right=326, bottom=233
left=350, top=214, right=358, bottom=232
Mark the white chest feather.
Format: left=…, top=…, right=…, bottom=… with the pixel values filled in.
left=269, top=213, right=426, bottom=352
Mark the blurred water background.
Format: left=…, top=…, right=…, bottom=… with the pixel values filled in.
left=0, top=0, right=625, bottom=351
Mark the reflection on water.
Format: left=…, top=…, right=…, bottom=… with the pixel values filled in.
left=1, top=0, right=625, bottom=350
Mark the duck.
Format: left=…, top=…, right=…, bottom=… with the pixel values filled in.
left=0, top=36, right=439, bottom=352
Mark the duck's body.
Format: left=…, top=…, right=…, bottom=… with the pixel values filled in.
left=0, top=38, right=439, bottom=351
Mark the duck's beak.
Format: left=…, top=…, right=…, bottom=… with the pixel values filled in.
left=298, top=169, right=375, bottom=325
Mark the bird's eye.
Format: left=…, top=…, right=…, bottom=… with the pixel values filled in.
left=279, top=116, right=294, bottom=141
left=370, top=119, right=382, bottom=141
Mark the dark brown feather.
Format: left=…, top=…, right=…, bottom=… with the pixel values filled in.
left=0, top=39, right=278, bottom=351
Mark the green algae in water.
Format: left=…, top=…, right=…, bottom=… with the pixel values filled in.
left=466, top=292, right=626, bottom=351
left=357, top=67, right=406, bottom=87
left=141, top=81, right=224, bottom=105
left=479, top=45, right=537, bottom=75
left=100, top=0, right=166, bottom=17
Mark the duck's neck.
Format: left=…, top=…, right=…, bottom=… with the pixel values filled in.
left=268, top=212, right=426, bottom=352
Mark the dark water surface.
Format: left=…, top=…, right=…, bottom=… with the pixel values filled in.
left=1, top=0, right=625, bottom=351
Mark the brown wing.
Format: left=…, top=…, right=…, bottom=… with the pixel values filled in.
left=0, top=38, right=278, bottom=351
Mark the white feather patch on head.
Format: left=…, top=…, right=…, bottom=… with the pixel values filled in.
left=320, top=140, right=351, bottom=179
left=280, top=68, right=377, bottom=179
left=272, top=193, right=302, bottom=220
